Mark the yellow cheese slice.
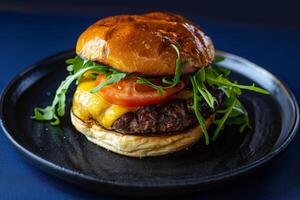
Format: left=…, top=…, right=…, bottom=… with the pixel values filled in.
left=72, top=79, right=133, bottom=128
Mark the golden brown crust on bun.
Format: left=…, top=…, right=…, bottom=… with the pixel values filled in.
left=76, top=12, right=215, bottom=76
left=71, top=111, right=214, bottom=157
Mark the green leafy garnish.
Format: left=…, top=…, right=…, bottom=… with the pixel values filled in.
left=31, top=57, right=126, bottom=125
left=212, top=96, right=236, bottom=140
left=213, top=96, right=250, bottom=140
left=189, top=64, right=269, bottom=143
left=136, top=77, right=164, bottom=95
left=136, top=44, right=187, bottom=95
left=194, top=68, right=215, bottom=108
left=190, top=75, right=210, bottom=145
left=32, top=106, right=60, bottom=125
left=214, top=66, right=231, bottom=77
left=90, top=73, right=126, bottom=93
left=138, top=44, right=188, bottom=95
left=162, top=44, right=189, bottom=87
left=213, top=56, right=225, bottom=63
left=31, top=65, right=99, bottom=125
left=205, top=66, right=270, bottom=95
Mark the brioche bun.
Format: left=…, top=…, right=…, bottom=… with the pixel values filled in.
left=76, top=12, right=215, bottom=76
left=71, top=111, right=214, bottom=157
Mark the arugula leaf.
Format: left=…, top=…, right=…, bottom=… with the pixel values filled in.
left=228, top=99, right=250, bottom=132
left=90, top=73, right=126, bottom=93
left=92, top=63, right=116, bottom=75
left=169, top=44, right=183, bottom=87
left=162, top=44, right=188, bottom=87
left=191, top=75, right=215, bottom=109
left=32, top=57, right=119, bottom=125
left=57, top=92, right=66, bottom=116
left=190, top=75, right=209, bottom=145
left=136, top=77, right=164, bottom=95
left=226, top=114, right=249, bottom=133
left=213, top=56, right=225, bottom=63
left=67, top=56, right=84, bottom=74
left=31, top=65, right=96, bottom=124
left=206, top=72, right=269, bottom=95
left=214, top=66, right=231, bottom=77
left=212, top=96, right=236, bottom=141
left=137, top=44, right=188, bottom=94
left=189, top=64, right=269, bottom=143
left=32, top=106, right=54, bottom=121
left=198, top=86, right=215, bottom=109
left=197, top=68, right=206, bottom=82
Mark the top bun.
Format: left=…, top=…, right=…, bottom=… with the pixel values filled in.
left=76, top=12, right=215, bottom=76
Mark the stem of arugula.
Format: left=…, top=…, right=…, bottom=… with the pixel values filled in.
left=190, top=75, right=210, bottom=145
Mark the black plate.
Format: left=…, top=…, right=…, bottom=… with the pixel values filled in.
left=0, top=50, right=298, bottom=196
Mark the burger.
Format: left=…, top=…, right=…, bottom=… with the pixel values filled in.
left=32, top=12, right=269, bottom=157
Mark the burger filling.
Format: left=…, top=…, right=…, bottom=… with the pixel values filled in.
left=72, top=77, right=224, bottom=135
left=32, top=45, right=269, bottom=144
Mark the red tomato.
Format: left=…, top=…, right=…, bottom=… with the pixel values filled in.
left=95, top=75, right=185, bottom=107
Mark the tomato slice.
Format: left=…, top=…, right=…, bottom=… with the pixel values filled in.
left=95, top=75, right=185, bottom=107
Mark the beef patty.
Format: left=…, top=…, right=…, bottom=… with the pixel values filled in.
left=111, top=85, right=224, bottom=135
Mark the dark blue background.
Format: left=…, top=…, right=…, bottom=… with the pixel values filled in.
left=0, top=1, right=300, bottom=199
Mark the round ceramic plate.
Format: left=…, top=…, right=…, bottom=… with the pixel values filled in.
left=0, top=50, right=298, bottom=196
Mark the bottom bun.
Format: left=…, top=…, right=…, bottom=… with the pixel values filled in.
left=71, top=111, right=214, bottom=158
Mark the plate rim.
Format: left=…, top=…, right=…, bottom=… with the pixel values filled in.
left=0, top=49, right=299, bottom=190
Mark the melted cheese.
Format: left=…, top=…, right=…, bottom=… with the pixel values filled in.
left=72, top=79, right=133, bottom=128
left=72, top=78, right=191, bottom=128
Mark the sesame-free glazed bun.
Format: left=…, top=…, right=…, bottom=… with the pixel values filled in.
left=76, top=12, right=215, bottom=76
left=71, top=111, right=214, bottom=157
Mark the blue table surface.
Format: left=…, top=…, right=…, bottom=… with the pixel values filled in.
left=0, top=11, right=300, bottom=200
